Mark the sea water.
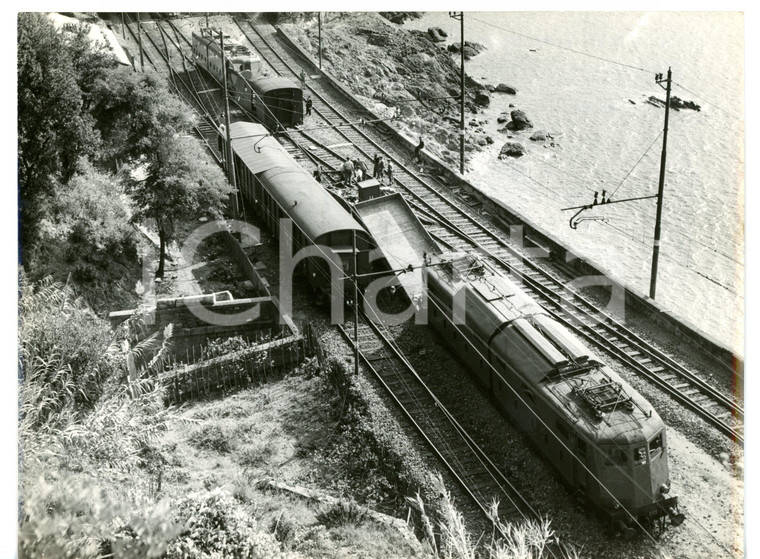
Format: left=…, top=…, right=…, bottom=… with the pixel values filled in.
left=405, top=12, right=744, bottom=355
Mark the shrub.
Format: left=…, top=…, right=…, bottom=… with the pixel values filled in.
left=166, top=488, right=286, bottom=559
left=315, top=500, right=369, bottom=529
left=237, top=440, right=274, bottom=468
left=192, top=423, right=233, bottom=454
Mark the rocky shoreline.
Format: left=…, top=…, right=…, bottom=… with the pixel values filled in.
left=285, top=12, right=539, bottom=170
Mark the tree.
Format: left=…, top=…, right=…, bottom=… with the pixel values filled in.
left=129, top=135, right=233, bottom=277
left=17, top=13, right=101, bottom=252
left=89, top=68, right=195, bottom=166
left=32, top=160, right=136, bottom=286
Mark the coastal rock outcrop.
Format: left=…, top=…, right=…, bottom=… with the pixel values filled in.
left=507, top=109, right=533, bottom=130
left=500, top=142, right=526, bottom=158
left=473, top=89, right=491, bottom=107
left=495, top=83, right=517, bottom=94
left=427, top=27, right=448, bottom=42
left=447, top=41, right=487, bottom=60
left=529, top=130, right=547, bottom=142
left=380, top=12, right=422, bottom=24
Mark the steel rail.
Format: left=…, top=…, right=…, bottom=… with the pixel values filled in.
left=336, top=318, right=545, bottom=532
left=234, top=20, right=742, bottom=445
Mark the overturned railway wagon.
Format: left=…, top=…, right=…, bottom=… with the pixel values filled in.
left=226, top=122, right=371, bottom=298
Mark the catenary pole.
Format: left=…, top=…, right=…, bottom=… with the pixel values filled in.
left=137, top=13, right=144, bottom=71
left=449, top=12, right=466, bottom=174
left=459, top=13, right=465, bottom=175
left=219, top=31, right=239, bottom=218
left=318, top=13, right=322, bottom=70
left=649, top=67, right=671, bottom=300
left=353, top=230, right=359, bottom=376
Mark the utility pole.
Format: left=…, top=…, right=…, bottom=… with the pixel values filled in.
left=649, top=67, right=672, bottom=300
left=561, top=68, right=673, bottom=301
left=121, top=13, right=125, bottom=39
left=352, top=230, right=359, bottom=376
left=137, top=13, right=144, bottom=71
left=219, top=31, right=239, bottom=218
left=318, top=13, right=322, bottom=70
left=449, top=12, right=466, bottom=174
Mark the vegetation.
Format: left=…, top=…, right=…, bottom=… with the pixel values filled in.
left=18, top=13, right=232, bottom=305
left=128, top=134, right=232, bottom=277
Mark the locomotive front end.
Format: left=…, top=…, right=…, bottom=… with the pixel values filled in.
left=598, top=415, right=684, bottom=533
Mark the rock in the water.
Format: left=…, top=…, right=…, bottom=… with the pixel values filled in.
left=485, top=136, right=494, bottom=144
left=473, top=88, right=491, bottom=107
left=427, top=27, right=448, bottom=42
left=500, top=142, right=526, bottom=158
left=497, top=115, right=508, bottom=124
left=508, top=109, right=533, bottom=130
left=475, top=135, right=489, bottom=146
left=529, top=130, right=547, bottom=142
left=447, top=40, right=487, bottom=60
left=495, top=83, right=517, bottom=94
left=485, top=84, right=495, bottom=92
left=509, top=103, right=515, bottom=108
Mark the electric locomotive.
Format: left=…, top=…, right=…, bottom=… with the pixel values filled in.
left=423, top=252, right=684, bottom=534
left=192, top=29, right=303, bottom=128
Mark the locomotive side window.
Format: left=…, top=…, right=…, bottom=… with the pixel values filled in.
left=649, top=433, right=663, bottom=460
left=633, top=446, right=647, bottom=465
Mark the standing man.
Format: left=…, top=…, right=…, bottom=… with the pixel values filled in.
left=355, top=158, right=368, bottom=182
left=305, top=96, right=313, bottom=116
left=385, top=159, right=394, bottom=185
left=373, top=153, right=382, bottom=178
left=342, top=158, right=355, bottom=185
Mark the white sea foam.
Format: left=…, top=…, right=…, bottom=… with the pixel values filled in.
left=406, top=12, right=744, bottom=354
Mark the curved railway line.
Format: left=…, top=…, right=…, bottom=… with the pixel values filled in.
left=108, top=15, right=744, bottom=550
left=337, top=312, right=549, bottom=536
left=115, top=15, right=556, bottom=534
left=228, top=19, right=743, bottom=446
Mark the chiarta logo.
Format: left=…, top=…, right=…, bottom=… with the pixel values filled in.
left=180, top=219, right=262, bottom=326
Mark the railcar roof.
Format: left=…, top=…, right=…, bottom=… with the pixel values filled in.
left=250, top=76, right=300, bottom=93
left=229, top=122, right=367, bottom=242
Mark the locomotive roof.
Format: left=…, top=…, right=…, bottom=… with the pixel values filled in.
left=427, top=252, right=664, bottom=445
left=229, top=122, right=368, bottom=243
left=250, top=76, right=300, bottom=93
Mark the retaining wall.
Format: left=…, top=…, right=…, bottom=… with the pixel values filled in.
left=160, top=335, right=306, bottom=404
left=276, top=24, right=742, bottom=374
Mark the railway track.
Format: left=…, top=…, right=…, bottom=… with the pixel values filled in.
left=106, top=17, right=741, bottom=548
left=230, top=20, right=743, bottom=445
left=337, top=311, right=548, bottom=534
left=117, top=14, right=225, bottom=163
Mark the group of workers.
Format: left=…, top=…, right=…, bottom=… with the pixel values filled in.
left=313, top=153, right=396, bottom=187
left=339, top=154, right=394, bottom=186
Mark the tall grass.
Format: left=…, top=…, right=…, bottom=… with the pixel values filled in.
left=18, top=276, right=181, bottom=557
left=410, top=473, right=581, bottom=559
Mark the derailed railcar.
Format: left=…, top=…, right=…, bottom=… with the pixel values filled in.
left=424, top=252, right=684, bottom=535
left=249, top=76, right=303, bottom=129
left=225, top=122, right=371, bottom=298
